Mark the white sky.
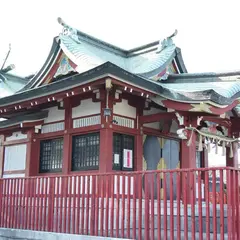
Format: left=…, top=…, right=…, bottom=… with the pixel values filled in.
left=0, top=0, right=240, bottom=77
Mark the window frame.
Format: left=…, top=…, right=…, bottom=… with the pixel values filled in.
left=71, top=132, right=100, bottom=171
left=112, top=133, right=134, bottom=171
left=39, top=137, right=64, bottom=173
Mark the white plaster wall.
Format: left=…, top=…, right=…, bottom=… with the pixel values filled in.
left=6, top=131, right=27, bottom=141
left=72, top=99, right=100, bottom=119
left=143, top=107, right=165, bottom=129
left=44, top=106, right=65, bottom=123
left=4, top=144, right=27, bottom=171
left=113, top=99, right=136, bottom=118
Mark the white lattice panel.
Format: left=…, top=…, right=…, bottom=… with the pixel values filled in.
left=113, top=115, right=134, bottom=128
left=73, top=115, right=101, bottom=128
left=41, top=122, right=65, bottom=134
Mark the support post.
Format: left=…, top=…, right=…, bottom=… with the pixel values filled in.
left=62, top=98, right=72, bottom=174
left=99, top=86, right=113, bottom=173
left=180, top=116, right=197, bottom=204
left=26, top=129, right=38, bottom=176
left=0, top=135, right=5, bottom=178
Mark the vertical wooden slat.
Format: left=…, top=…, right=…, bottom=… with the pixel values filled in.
left=19, top=178, right=24, bottom=229
left=14, top=178, right=19, bottom=229
left=150, top=173, right=155, bottom=240
left=90, top=175, right=96, bottom=236
left=76, top=175, right=81, bottom=235
left=0, top=178, right=5, bottom=227
left=144, top=173, right=150, bottom=240
left=198, top=170, right=203, bottom=240
left=219, top=169, right=224, bottom=240
left=126, top=175, right=131, bottom=239
left=177, top=172, right=181, bottom=240
left=191, top=171, right=196, bottom=240
left=236, top=170, right=240, bottom=240
left=157, top=172, right=161, bottom=240
left=110, top=175, right=115, bottom=237
left=227, top=169, right=232, bottom=239
left=94, top=175, right=99, bottom=236
left=212, top=170, right=217, bottom=240
left=67, top=176, right=72, bottom=233
left=183, top=172, right=188, bottom=240
left=99, top=175, right=104, bottom=236
left=32, top=178, right=36, bottom=231
left=25, top=178, right=30, bottom=229
left=116, top=175, right=120, bottom=238
left=72, top=176, right=77, bottom=234
left=205, top=171, right=210, bottom=240
left=163, top=172, right=168, bottom=240
left=170, top=172, right=174, bottom=240
left=43, top=178, right=48, bottom=231
left=85, top=175, right=90, bottom=235
left=132, top=174, right=137, bottom=239
left=138, top=173, right=143, bottom=240
left=121, top=175, right=126, bottom=238
left=105, top=175, right=110, bottom=237
left=63, top=176, right=68, bottom=233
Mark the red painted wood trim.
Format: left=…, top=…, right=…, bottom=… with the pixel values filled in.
left=162, top=99, right=239, bottom=115
left=63, top=98, right=72, bottom=175
left=3, top=138, right=29, bottom=146
left=111, top=78, right=155, bottom=97
left=21, top=120, right=44, bottom=128
left=72, top=113, right=100, bottom=121
left=36, top=131, right=64, bottom=140
left=112, top=125, right=138, bottom=135
left=139, top=112, right=176, bottom=124
left=42, top=120, right=64, bottom=126
left=3, top=170, right=25, bottom=175
left=113, top=113, right=136, bottom=121
left=143, top=126, right=179, bottom=140
left=0, top=78, right=106, bottom=116
left=0, top=135, right=5, bottom=177
left=25, top=129, right=35, bottom=177
left=68, top=125, right=102, bottom=135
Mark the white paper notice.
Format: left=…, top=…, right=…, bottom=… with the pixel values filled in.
left=114, top=154, right=120, bottom=164
left=123, top=149, right=133, bottom=168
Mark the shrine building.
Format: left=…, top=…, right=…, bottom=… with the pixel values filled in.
left=0, top=17, right=239, bottom=181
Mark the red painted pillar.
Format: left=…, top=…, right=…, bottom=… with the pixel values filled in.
left=99, top=88, right=113, bottom=173
left=135, top=108, right=143, bottom=171
left=99, top=128, right=113, bottom=173
left=62, top=98, right=72, bottom=174
left=134, top=133, right=143, bottom=171
left=0, top=135, right=5, bottom=177
left=180, top=117, right=197, bottom=204
left=26, top=129, right=39, bottom=176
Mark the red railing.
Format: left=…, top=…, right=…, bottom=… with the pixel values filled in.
left=0, top=167, right=239, bottom=239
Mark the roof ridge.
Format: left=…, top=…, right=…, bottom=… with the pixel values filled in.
left=57, top=17, right=176, bottom=57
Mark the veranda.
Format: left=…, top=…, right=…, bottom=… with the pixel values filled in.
left=0, top=167, right=239, bottom=240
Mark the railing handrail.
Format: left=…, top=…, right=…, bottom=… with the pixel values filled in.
left=0, top=166, right=238, bottom=181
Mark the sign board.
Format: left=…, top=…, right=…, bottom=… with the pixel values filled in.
left=123, top=149, right=133, bottom=169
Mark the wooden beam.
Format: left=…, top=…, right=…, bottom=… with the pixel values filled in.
left=202, top=116, right=231, bottom=128
left=139, top=112, right=176, bottom=124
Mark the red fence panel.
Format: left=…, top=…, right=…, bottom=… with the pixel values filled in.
left=0, top=167, right=239, bottom=239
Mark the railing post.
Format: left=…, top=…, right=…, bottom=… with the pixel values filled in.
left=0, top=178, right=3, bottom=227
left=47, top=177, right=55, bottom=232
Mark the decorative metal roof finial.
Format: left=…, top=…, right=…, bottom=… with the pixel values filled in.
left=157, top=29, right=178, bottom=54
left=57, top=17, right=80, bottom=43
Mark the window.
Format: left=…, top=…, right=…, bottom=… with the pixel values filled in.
left=72, top=132, right=100, bottom=171
left=113, top=133, right=134, bottom=171
left=39, top=138, right=63, bottom=173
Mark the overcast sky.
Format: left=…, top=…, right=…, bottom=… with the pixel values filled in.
left=0, top=0, right=239, bottom=77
